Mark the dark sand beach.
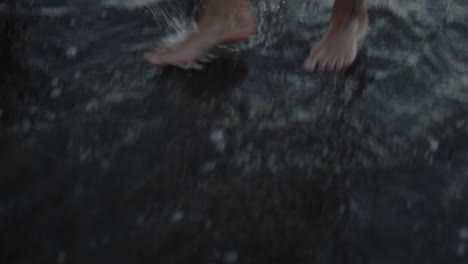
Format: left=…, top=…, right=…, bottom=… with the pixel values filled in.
left=1, top=0, right=467, bottom=263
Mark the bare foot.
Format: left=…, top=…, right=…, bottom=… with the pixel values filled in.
left=304, top=14, right=369, bottom=72
left=144, top=5, right=256, bottom=67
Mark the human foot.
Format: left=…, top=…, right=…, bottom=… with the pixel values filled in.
left=304, top=14, right=369, bottom=72
left=144, top=3, right=256, bottom=67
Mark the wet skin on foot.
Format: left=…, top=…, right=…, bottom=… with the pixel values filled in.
left=144, top=1, right=257, bottom=67
left=303, top=15, right=369, bottom=72
left=145, top=0, right=368, bottom=72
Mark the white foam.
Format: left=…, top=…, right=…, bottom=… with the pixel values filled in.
left=101, top=0, right=164, bottom=9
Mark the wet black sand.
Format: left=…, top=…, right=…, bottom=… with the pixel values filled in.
left=1, top=0, right=468, bottom=263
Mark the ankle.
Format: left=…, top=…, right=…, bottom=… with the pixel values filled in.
left=330, top=10, right=368, bottom=29
left=204, top=0, right=250, bottom=16
left=201, top=7, right=256, bottom=29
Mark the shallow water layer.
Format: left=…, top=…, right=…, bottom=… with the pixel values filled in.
left=1, top=0, right=468, bottom=263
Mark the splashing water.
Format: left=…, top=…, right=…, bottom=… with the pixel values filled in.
left=145, top=1, right=212, bottom=70
left=143, top=0, right=310, bottom=70
left=102, top=0, right=165, bottom=9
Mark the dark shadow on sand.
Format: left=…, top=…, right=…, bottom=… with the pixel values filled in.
left=158, top=55, right=248, bottom=98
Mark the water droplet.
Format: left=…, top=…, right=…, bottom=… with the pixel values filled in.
left=171, top=210, right=184, bottom=223
left=224, top=251, right=239, bottom=263
left=460, top=227, right=468, bottom=240
left=50, top=88, right=62, bottom=98
left=66, top=46, right=77, bottom=58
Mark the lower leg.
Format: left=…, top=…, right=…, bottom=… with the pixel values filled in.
left=204, top=0, right=250, bottom=17
left=304, top=0, right=368, bottom=72
left=330, top=0, right=367, bottom=28
left=199, top=0, right=257, bottom=42
left=145, top=0, right=256, bottom=67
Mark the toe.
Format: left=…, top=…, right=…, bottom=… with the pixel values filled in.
left=304, top=55, right=319, bottom=72
left=336, top=58, right=345, bottom=71
left=174, top=58, right=193, bottom=67
left=144, top=52, right=164, bottom=66
left=309, top=45, right=321, bottom=59
left=304, top=45, right=323, bottom=71
left=304, top=60, right=317, bottom=72
left=327, top=58, right=337, bottom=72
left=318, top=59, right=328, bottom=72
left=348, top=52, right=357, bottom=65
left=343, top=56, right=353, bottom=68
